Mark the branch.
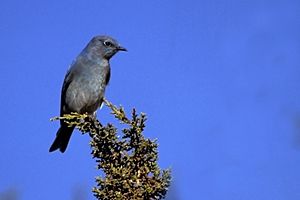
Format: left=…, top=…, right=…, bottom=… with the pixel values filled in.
left=51, top=98, right=171, bottom=200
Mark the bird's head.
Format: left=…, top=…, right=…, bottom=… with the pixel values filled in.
left=87, top=35, right=127, bottom=60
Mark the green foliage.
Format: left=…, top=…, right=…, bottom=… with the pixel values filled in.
left=51, top=99, right=171, bottom=200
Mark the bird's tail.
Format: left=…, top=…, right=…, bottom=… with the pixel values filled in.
left=49, top=124, right=75, bottom=153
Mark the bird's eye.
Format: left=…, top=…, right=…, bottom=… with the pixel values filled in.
left=103, top=41, right=113, bottom=47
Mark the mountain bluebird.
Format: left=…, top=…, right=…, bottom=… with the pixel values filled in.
left=49, top=35, right=127, bottom=153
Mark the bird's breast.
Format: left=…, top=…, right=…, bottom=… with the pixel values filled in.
left=64, top=60, right=110, bottom=114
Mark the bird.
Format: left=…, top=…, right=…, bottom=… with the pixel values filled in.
left=49, top=35, right=127, bottom=153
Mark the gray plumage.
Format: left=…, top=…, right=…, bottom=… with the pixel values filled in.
left=49, top=35, right=127, bottom=153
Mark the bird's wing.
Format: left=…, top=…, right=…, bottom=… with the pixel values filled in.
left=60, top=67, right=74, bottom=116
left=60, top=61, right=91, bottom=115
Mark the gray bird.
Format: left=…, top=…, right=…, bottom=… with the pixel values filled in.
left=49, top=35, right=127, bottom=153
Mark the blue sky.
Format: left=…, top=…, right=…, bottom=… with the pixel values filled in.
left=0, top=0, right=300, bottom=199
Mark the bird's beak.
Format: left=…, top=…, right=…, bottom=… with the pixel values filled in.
left=117, top=46, right=127, bottom=51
